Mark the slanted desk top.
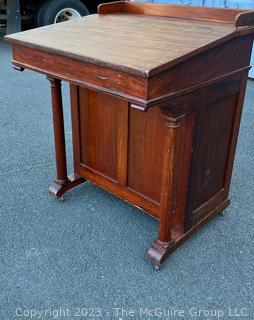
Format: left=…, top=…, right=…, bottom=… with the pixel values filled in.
left=5, top=2, right=254, bottom=107
left=5, top=2, right=254, bottom=267
left=5, top=13, right=236, bottom=75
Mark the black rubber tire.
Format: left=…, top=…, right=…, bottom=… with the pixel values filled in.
left=35, top=0, right=89, bottom=27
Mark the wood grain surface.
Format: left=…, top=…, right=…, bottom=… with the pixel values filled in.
left=5, top=2, right=254, bottom=266
left=100, top=1, right=248, bottom=23
left=5, top=13, right=237, bottom=76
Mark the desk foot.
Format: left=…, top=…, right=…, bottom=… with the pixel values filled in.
left=148, top=239, right=175, bottom=267
left=49, top=174, right=85, bottom=199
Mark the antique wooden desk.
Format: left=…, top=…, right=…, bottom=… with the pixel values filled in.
left=5, top=2, right=254, bottom=267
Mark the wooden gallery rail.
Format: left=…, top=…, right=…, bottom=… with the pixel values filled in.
left=5, top=2, right=254, bottom=267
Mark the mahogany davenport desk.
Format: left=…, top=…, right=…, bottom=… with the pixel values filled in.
left=5, top=2, right=254, bottom=267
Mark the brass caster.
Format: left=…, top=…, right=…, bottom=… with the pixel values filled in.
left=57, top=196, right=64, bottom=202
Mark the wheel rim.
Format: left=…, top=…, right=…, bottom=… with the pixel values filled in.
left=54, top=8, right=81, bottom=23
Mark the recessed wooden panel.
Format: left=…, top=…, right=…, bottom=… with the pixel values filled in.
left=78, top=88, right=119, bottom=181
left=127, top=107, right=165, bottom=202
left=192, top=94, right=237, bottom=211
left=5, top=0, right=254, bottom=266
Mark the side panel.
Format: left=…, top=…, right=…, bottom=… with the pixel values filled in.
left=185, top=74, right=247, bottom=228
left=192, top=95, right=236, bottom=209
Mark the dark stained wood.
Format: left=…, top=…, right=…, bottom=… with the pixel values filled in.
left=157, top=116, right=178, bottom=243
left=5, top=7, right=254, bottom=78
left=147, top=36, right=253, bottom=99
left=192, top=95, right=237, bottom=223
left=99, top=1, right=248, bottom=24
left=70, top=84, right=81, bottom=176
left=117, top=100, right=129, bottom=186
left=127, top=107, right=164, bottom=202
left=171, top=113, right=195, bottom=234
left=5, top=3, right=254, bottom=267
left=182, top=75, right=244, bottom=229
left=11, top=45, right=147, bottom=100
left=148, top=112, right=195, bottom=265
left=47, top=77, right=68, bottom=183
left=47, top=78, right=85, bottom=198
left=164, top=199, right=230, bottom=261
left=193, top=95, right=236, bottom=208
left=98, top=1, right=124, bottom=14
left=8, top=37, right=252, bottom=107
left=236, top=11, right=254, bottom=28
left=80, top=163, right=161, bottom=218
left=148, top=115, right=184, bottom=266
left=79, top=88, right=119, bottom=181
left=5, top=14, right=234, bottom=76
left=223, top=74, right=248, bottom=194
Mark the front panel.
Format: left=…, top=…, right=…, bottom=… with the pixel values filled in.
left=127, top=107, right=164, bottom=203
left=79, top=88, right=119, bottom=181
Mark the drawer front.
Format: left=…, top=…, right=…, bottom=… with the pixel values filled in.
left=12, top=44, right=147, bottom=101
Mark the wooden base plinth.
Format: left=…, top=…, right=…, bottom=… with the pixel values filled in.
left=49, top=174, right=85, bottom=198
left=148, top=239, right=175, bottom=267
left=148, top=199, right=230, bottom=267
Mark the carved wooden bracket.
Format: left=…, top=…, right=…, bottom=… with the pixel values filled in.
left=46, top=76, right=61, bottom=88
left=235, top=11, right=254, bottom=28
left=159, top=106, right=186, bottom=128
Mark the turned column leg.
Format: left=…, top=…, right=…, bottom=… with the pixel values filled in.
left=47, top=77, right=85, bottom=198
left=148, top=113, right=185, bottom=267
left=158, top=125, right=177, bottom=243
left=47, top=77, right=68, bottom=184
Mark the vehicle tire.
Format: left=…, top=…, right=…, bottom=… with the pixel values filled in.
left=35, top=0, right=89, bottom=27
